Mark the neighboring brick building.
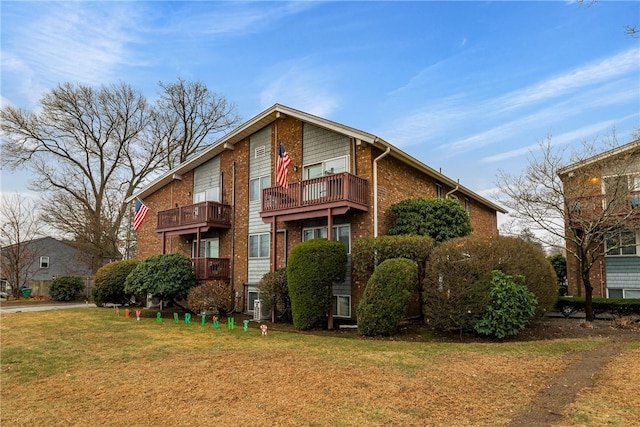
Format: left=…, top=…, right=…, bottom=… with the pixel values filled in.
left=129, top=104, right=506, bottom=320
left=558, top=140, right=640, bottom=299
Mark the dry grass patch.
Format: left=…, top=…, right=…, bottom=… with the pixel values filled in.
left=0, top=309, right=612, bottom=427
left=559, top=343, right=640, bottom=427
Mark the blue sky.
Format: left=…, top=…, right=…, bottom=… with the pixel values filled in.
left=2, top=1, right=639, bottom=216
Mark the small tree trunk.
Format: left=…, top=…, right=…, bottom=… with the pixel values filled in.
left=583, top=277, right=594, bottom=321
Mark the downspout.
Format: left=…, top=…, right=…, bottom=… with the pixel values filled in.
left=445, top=183, right=460, bottom=198
left=230, top=161, right=237, bottom=312
left=373, top=143, right=391, bottom=238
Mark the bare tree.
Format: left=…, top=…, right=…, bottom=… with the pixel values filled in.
left=151, top=78, right=241, bottom=169
left=496, top=134, right=640, bottom=321
left=1, top=80, right=239, bottom=263
left=0, top=194, right=44, bottom=297
left=1, top=82, right=164, bottom=264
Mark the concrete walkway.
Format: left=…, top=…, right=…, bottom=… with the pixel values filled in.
left=0, top=302, right=97, bottom=314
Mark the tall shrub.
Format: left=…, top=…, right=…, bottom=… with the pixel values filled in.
left=287, top=239, right=347, bottom=330
left=357, top=258, right=418, bottom=336
left=124, top=253, right=196, bottom=303
left=49, top=276, right=84, bottom=301
left=423, top=235, right=556, bottom=333
left=92, top=259, right=139, bottom=306
left=388, top=197, right=472, bottom=243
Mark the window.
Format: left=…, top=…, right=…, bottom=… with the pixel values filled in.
left=603, top=174, right=640, bottom=195
left=194, top=187, right=219, bottom=203
left=303, top=224, right=351, bottom=253
left=249, top=233, right=270, bottom=258
left=192, top=238, right=219, bottom=258
left=250, top=176, right=271, bottom=202
left=436, top=183, right=443, bottom=199
left=303, top=156, right=348, bottom=179
left=606, top=229, right=637, bottom=256
left=40, top=256, right=50, bottom=268
left=625, top=289, right=640, bottom=299
left=464, top=198, right=471, bottom=213
left=333, top=295, right=351, bottom=318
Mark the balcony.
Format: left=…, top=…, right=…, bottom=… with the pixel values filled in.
left=567, top=191, right=640, bottom=226
left=191, top=257, right=230, bottom=281
left=157, top=201, right=231, bottom=234
left=260, top=172, right=369, bottom=221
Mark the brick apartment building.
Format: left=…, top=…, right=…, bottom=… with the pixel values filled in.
left=129, top=104, right=506, bottom=319
left=558, top=140, right=640, bottom=299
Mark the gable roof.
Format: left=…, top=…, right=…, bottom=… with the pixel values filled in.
left=558, top=139, right=640, bottom=177
left=127, top=104, right=506, bottom=213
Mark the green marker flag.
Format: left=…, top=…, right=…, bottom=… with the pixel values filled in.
left=228, top=317, right=234, bottom=330
left=185, top=313, right=191, bottom=324
left=173, top=313, right=179, bottom=324
left=156, top=312, right=162, bottom=323
left=201, top=314, right=206, bottom=326
left=243, top=319, right=249, bottom=333
left=212, top=316, right=219, bottom=329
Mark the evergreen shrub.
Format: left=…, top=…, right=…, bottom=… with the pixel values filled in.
left=287, top=239, right=347, bottom=330
left=124, top=253, right=196, bottom=303
left=357, top=258, right=418, bottom=336
left=92, top=259, right=139, bottom=306
left=49, top=276, right=84, bottom=301
left=423, top=235, right=556, bottom=333
left=473, top=270, right=538, bottom=339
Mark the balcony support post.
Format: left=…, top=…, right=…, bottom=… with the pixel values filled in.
left=271, top=216, right=277, bottom=272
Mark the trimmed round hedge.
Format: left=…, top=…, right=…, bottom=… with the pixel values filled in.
left=124, top=253, right=196, bottom=302
left=92, top=259, right=139, bottom=306
left=357, top=258, right=418, bottom=336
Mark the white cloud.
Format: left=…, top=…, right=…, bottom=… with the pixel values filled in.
left=259, top=62, right=340, bottom=118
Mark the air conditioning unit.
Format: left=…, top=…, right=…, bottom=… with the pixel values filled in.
left=253, top=299, right=262, bottom=321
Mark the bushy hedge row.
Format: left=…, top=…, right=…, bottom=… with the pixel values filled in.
left=357, top=258, right=418, bottom=336
left=556, top=297, right=640, bottom=318
left=92, top=259, right=139, bottom=306
left=352, top=235, right=433, bottom=278
left=49, top=276, right=84, bottom=301
left=287, top=239, right=347, bottom=330
left=423, top=235, right=557, bottom=334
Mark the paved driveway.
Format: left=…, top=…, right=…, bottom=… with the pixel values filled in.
left=0, top=302, right=97, bottom=314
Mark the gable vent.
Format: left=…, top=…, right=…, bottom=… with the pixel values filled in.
left=255, top=146, right=266, bottom=158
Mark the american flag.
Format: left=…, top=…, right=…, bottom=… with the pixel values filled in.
left=133, top=198, right=149, bottom=231
left=276, top=142, right=292, bottom=188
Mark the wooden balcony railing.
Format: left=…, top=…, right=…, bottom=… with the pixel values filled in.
left=566, top=191, right=640, bottom=226
left=191, top=257, right=230, bottom=281
left=157, top=201, right=231, bottom=232
left=261, top=172, right=368, bottom=214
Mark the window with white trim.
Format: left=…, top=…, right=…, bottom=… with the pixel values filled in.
left=464, top=197, right=470, bottom=213
left=303, top=224, right=351, bottom=253
left=333, top=295, right=351, bottom=318
left=249, top=233, right=270, bottom=258
left=436, top=183, right=443, bottom=199
left=40, top=256, right=50, bottom=268
left=194, top=187, right=220, bottom=203
left=605, top=229, right=637, bottom=256
left=250, top=176, right=271, bottom=202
